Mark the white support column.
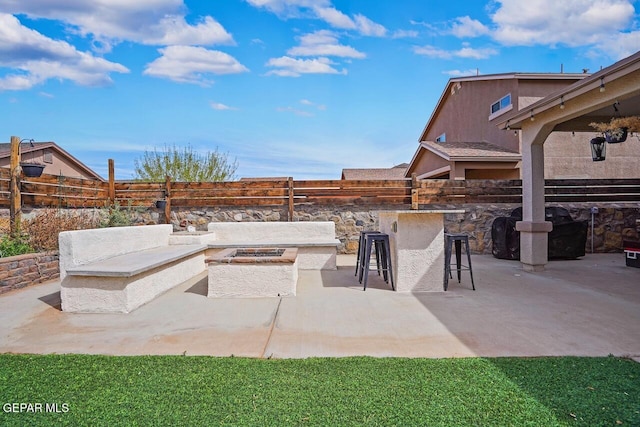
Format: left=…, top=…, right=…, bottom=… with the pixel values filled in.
left=516, top=124, right=553, bottom=272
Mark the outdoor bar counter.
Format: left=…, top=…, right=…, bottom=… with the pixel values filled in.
left=378, top=210, right=465, bottom=292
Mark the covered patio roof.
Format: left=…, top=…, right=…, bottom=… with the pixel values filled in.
left=496, top=50, right=640, bottom=272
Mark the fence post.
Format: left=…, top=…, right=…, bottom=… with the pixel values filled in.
left=108, top=159, right=115, bottom=206
left=164, top=175, right=171, bottom=225
left=288, top=177, right=294, bottom=222
left=9, top=136, right=21, bottom=236
left=411, top=173, right=419, bottom=210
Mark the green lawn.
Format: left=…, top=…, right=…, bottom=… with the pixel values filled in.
left=0, top=355, right=638, bottom=426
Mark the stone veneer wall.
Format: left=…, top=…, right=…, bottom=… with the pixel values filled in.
left=0, top=203, right=637, bottom=293
left=0, top=252, right=59, bottom=294
left=142, top=203, right=639, bottom=255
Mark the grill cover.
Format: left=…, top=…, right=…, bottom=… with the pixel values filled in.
left=491, top=207, right=588, bottom=260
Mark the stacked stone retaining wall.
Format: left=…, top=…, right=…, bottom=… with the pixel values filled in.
left=152, top=203, right=639, bottom=255
left=0, top=252, right=59, bottom=294
left=1, top=203, right=638, bottom=292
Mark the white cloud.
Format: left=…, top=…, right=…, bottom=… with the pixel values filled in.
left=144, top=45, right=248, bottom=85
left=457, top=44, right=498, bottom=59
left=287, top=30, right=366, bottom=58
left=0, top=13, right=129, bottom=91
left=392, top=29, right=419, bottom=39
left=245, top=0, right=330, bottom=16
left=266, top=56, right=346, bottom=77
left=276, top=106, right=314, bottom=117
left=353, top=14, right=387, bottom=37
left=313, top=6, right=356, bottom=29
left=248, top=0, right=386, bottom=37
left=443, top=69, right=480, bottom=77
left=595, top=30, right=640, bottom=60
left=0, top=0, right=234, bottom=50
left=143, top=16, right=234, bottom=46
left=413, top=43, right=498, bottom=60
left=300, top=99, right=326, bottom=110
left=210, top=102, right=238, bottom=111
left=489, top=0, right=637, bottom=52
left=450, top=16, right=490, bottom=38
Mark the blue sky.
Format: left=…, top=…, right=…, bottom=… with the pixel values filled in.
left=1, top=0, right=639, bottom=180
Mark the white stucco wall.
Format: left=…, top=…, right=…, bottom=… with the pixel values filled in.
left=61, top=252, right=205, bottom=313
left=208, top=258, right=298, bottom=298
left=379, top=210, right=462, bottom=292
left=207, top=221, right=336, bottom=242
left=59, top=224, right=173, bottom=281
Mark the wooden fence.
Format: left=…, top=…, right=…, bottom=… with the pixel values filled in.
left=1, top=168, right=639, bottom=217
left=411, top=178, right=640, bottom=206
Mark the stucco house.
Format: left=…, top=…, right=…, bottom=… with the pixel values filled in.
left=404, top=72, right=634, bottom=180
left=341, top=163, right=409, bottom=180
left=0, top=141, right=103, bottom=181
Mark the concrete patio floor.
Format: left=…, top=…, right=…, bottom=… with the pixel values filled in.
left=1, top=254, right=638, bottom=359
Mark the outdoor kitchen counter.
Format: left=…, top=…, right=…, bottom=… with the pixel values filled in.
left=378, top=210, right=465, bottom=292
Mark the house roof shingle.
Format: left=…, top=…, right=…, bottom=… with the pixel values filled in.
left=341, top=163, right=409, bottom=180
left=420, top=141, right=521, bottom=161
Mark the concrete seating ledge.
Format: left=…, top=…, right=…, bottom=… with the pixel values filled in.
left=206, top=221, right=340, bottom=270
left=65, top=244, right=205, bottom=278
left=59, top=225, right=207, bottom=314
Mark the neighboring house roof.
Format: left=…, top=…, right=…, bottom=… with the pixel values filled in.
left=0, top=141, right=103, bottom=181
left=419, top=141, right=521, bottom=161
left=418, top=72, right=589, bottom=142
left=239, top=177, right=290, bottom=181
left=341, top=163, right=409, bottom=180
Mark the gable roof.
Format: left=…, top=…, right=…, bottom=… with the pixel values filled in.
left=0, top=141, right=103, bottom=181
left=419, top=141, right=521, bottom=161
left=341, top=163, right=409, bottom=180
left=419, top=72, right=589, bottom=141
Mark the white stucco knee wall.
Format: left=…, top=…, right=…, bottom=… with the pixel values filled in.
left=207, top=221, right=336, bottom=242
left=59, top=224, right=173, bottom=281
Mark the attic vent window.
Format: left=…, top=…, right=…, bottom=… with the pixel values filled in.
left=489, top=93, right=513, bottom=121
left=436, top=133, right=446, bottom=143
left=43, top=149, right=53, bottom=164
left=491, top=93, right=511, bottom=114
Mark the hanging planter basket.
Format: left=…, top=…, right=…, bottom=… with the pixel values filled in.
left=603, top=127, right=628, bottom=143
left=20, top=163, right=45, bottom=177
left=590, top=115, right=640, bottom=144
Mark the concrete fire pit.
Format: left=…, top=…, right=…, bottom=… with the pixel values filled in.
left=206, top=248, right=298, bottom=298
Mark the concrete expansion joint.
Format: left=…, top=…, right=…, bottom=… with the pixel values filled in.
left=261, top=297, right=283, bottom=359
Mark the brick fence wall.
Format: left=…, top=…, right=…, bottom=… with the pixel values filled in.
left=0, top=252, right=59, bottom=295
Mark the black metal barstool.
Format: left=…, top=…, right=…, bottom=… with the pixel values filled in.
left=361, top=233, right=394, bottom=291
left=444, top=233, right=475, bottom=291
left=355, top=230, right=382, bottom=279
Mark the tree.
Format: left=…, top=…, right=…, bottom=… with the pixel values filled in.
left=133, top=144, right=238, bottom=182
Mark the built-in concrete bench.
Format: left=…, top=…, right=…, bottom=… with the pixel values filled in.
left=60, top=225, right=208, bottom=313
left=206, top=221, right=339, bottom=270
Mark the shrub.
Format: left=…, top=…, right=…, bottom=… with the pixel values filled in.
left=0, top=234, right=33, bottom=258
left=23, top=209, right=101, bottom=252
left=99, top=202, right=134, bottom=228
left=6, top=204, right=142, bottom=254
